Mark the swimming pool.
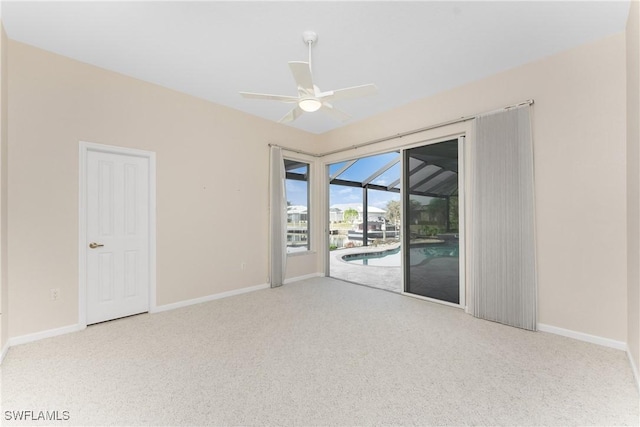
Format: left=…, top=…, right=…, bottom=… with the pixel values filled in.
left=342, top=244, right=458, bottom=267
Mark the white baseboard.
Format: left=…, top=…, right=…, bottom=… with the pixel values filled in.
left=284, top=272, right=324, bottom=285
left=151, top=282, right=270, bottom=313
left=151, top=274, right=324, bottom=314
left=9, top=323, right=85, bottom=348
left=2, top=282, right=273, bottom=360
left=3, top=278, right=321, bottom=357
left=537, top=323, right=627, bottom=351
left=0, top=340, right=9, bottom=364
left=628, top=349, right=640, bottom=391
left=149, top=273, right=324, bottom=313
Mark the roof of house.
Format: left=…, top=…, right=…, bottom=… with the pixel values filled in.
left=330, top=204, right=386, bottom=214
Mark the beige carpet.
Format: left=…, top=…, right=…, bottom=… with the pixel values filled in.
left=1, top=277, right=638, bottom=426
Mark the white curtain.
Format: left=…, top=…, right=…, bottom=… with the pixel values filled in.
left=269, top=146, right=287, bottom=287
left=470, top=105, right=537, bottom=331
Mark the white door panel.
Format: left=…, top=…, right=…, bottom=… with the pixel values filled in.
left=87, top=150, right=149, bottom=324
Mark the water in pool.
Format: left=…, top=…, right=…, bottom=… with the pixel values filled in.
left=342, top=244, right=458, bottom=266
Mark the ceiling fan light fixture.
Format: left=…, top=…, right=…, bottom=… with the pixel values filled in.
left=298, top=97, right=322, bottom=112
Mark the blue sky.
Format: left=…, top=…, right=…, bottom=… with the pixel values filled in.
left=285, top=180, right=308, bottom=206
left=286, top=152, right=401, bottom=209
left=286, top=181, right=399, bottom=210
left=329, top=186, right=399, bottom=209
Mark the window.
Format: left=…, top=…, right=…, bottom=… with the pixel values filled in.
left=285, top=159, right=310, bottom=253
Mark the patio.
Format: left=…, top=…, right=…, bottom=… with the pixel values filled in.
left=329, top=242, right=402, bottom=292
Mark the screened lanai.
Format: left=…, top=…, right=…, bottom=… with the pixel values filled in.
left=328, top=139, right=461, bottom=301
left=328, top=141, right=459, bottom=249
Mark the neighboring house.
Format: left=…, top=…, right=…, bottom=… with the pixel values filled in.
left=287, top=205, right=308, bottom=223
left=329, top=203, right=386, bottom=223
left=329, top=207, right=343, bottom=223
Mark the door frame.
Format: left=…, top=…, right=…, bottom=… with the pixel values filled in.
left=321, top=134, right=466, bottom=310
left=78, top=141, right=157, bottom=328
left=401, top=135, right=466, bottom=309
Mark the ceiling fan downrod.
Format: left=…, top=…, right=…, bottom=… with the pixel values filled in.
left=302, top=30, right=317, bottom=73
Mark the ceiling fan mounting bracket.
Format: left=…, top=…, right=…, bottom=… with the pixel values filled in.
left=302, top=31, right=317, bottom=46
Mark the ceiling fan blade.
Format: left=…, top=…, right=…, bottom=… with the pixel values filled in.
left=321, top=84, right=378, bottom=102
left=321, top=103, right=351, bottom=122
left=289, top=61, right=315, bottom=96
left=239, top=92, right=299, bottom=103
left=278, top=106, right=304, bottom=123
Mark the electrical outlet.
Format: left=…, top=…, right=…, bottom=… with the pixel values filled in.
left=50, top=288, right=60, bottom=301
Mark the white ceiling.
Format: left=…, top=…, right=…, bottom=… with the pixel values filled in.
left=1, top=1, right=631, bottom=134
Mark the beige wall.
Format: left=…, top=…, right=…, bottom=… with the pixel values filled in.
left=0, top=24, right=8, bottom=350
left=321, top=33, right=628, bottom=342
left=7, top=41, right=318, bottom=338
left=627, top=0, right=640, bottom=376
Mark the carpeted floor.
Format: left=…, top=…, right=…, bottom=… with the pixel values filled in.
left=1, top=277, right=638, bottom=426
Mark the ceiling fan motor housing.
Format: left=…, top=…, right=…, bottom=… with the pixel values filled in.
left=302, top=31, right=317, bottom=45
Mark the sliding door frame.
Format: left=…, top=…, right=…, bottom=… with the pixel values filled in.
left=400, top=135, right=466, bottom=310
left=322, top=133, right=466, bottom=311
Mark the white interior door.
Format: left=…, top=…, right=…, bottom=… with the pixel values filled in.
left=86, top=149, right=150, bottom=324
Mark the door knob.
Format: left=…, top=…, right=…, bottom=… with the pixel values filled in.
left=89, top=242, right=104, bottom=249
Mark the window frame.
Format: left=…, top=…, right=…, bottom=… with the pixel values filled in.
left=284, top=157, right=311, bottom=254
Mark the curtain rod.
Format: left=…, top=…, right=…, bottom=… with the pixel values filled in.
left=269, top=99, right=534, bottom=158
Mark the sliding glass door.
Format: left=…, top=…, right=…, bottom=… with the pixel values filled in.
left=324, top=137, right=464, bottom=306
left=327, top=152, right=402, bottom=292
left=403, top=138, right=463, bottom=305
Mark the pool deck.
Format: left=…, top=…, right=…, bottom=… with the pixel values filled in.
left=329, top=242, right=403, bottom=292
left=329, top=238, right=454, bottom=294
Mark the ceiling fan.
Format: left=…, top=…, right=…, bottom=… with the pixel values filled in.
left=240, top=31, right=378, bottom=123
